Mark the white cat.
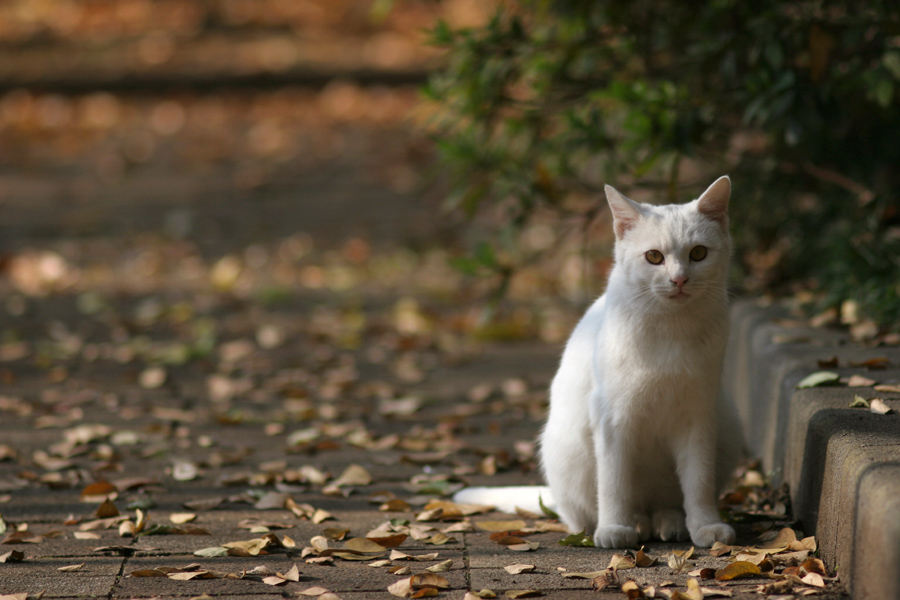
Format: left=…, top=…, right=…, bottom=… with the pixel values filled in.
left=455, top=176, right=741, bottom=548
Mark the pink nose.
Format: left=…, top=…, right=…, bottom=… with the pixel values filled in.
left=670, top=276, right=688, bottom=288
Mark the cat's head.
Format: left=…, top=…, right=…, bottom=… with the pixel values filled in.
left=604, top=176, right=731, bottom=308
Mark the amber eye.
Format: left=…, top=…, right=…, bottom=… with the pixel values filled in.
left=690, top=245, right=708, bottom=261
left=645, top=250, right=664, bottom=265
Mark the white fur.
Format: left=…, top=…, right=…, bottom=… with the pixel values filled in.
left=454, top=176, right=742, bottom=548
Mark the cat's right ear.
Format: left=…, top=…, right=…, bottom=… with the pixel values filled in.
left=605, top=185, right=642, bottom=239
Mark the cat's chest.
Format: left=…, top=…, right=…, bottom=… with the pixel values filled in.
left=599, top=317, right=723, bottom=378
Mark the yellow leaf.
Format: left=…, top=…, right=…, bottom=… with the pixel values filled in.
left=714, top=561, right=762, bottom=581
left=476, top=520, right=527, bottom=533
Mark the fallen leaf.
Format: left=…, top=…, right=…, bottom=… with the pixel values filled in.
left=507, top=541, right=539, bottom=551
left=389, top=550, right=439, bottom=561
left=96, top=499, right=119, bottom=518
left=849, top=395, right=870, bottom=408
left=411, top=573, right=450, bottom=589
left=388, top=577, right=414, bottom=598
left=635, top=546, right=657, bottom=567
left=870, top=398, right=894, bottom=414
left=331, top=464, right=372, bottom=487
left=590, top=570, right=618, bottom=591
left=170, top=513, right=197, bottom=524
left=193, top=546, right=229, bottom=558
left=505, top=564, right=535, bottom=574
left=620, top=580, right=644, bottom=599
left=796, top=371, right=840, bottom=389
left=139, top=366, right=167, bottom=389
left=131, top=569, right=168, bottom=577
left=73, top=532, right=100, bottom=540
left=800, top=557, right=827, bottom=576
left=561, top=570, right=608, bottom=579
left=283, top=564, right=301, bottom=582
left=0, top=550, right=24, bottom=562
left=298, top=587, right=331, bottom=596
left=762, top=527, right=798, bottom=549
left=847, top=374, right=877, bottom=387
left=476, top=520, right=527, bottom=533
left=874, top=384, right=900, bottom=393
left=367, top=534, right=408, bottom=548
left=81, top=481, right=117, bottom=499
left=849, top=357, right=890, bottom=369
left=344, top=537, right=389, bottom=554
left=58, top=563, right=85, bottom=572
left=708, top=541, right=734, bottom=557
left=609, top=552, right=636, bottom=570
left=1, top=531, right=43, bottom=544
left=714, top=561, right=762, bottom=581
left=427, top=559, right=453, bottom=573
left=381, top=499, right=412, bottom=512
left=801, top=572, right=826, bottom=587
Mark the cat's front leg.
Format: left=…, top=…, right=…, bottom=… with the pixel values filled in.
left=676, top=424, right=735, bottom=547
left=591, top=425, right=641, bottom=548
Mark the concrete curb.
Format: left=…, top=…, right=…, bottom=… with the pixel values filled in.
left=725, top=299, right=900, bottom=599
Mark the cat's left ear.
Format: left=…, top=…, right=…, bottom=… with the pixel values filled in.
left=696, top=175, right=730, bottom=226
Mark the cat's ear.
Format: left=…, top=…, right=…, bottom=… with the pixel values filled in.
left=605, top=184, right=643, bottom=239
left=696, top=176, right=730, bottom=225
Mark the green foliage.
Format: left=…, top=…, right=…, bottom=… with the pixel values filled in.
left=426, top=0, right=900, bottom=326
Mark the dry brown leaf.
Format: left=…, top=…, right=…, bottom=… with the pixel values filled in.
left=81, top=481, right=116, bottom=499
left=389, top=550, right=439, bottom=561
left=381, top=499, right=412, bottom=512
left=620, top=580, right=644, bottom=599
left=801, top=572, right=826, bottom=588
left=506, top=542, right=540, bottom=552
left=635, top=546, right=657, bottom=567
left=504, top=564, right=535, bottom=574
left=1, top=531, right=42, bottom=544
left=561, top=570, right=608, bottom=579
left=368, top=534, right=408, bottom=548
left=708, top=541, right=734, bottom=557
left=298, top=587, right=331, bottom=596
left=714, top=561, right=762, bottom=581
left=476, top=520, right=527, bottom=533
left=73, top=531, right=100, bottom=540
left=608, top=552, right=636, bottom=570
left=762, top=528, right=798, bottom=549
left=0, top=550, right=24, bottom=563
left=131, top=569, right=168, bottom=577
left=332, top=464, right=372, bottom=487
left=344, top=537, right=388, bottom=554
left=800, top=557, right=827, bottom=576
left=57, top=563, right=84, bottom=572
left=95, top=499, right=119, bottom=518
left=426, top=559, right=453, bottom=573
left=411, top=573, right=450, bottom=589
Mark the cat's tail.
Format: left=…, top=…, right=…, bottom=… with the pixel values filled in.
left=452, top=486, right=555, bottom=516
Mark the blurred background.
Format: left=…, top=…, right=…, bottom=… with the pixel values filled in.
left=0, top=0, right=897, bottom=345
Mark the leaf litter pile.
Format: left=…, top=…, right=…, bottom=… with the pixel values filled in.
left=0, top=239, right=852, bottom=599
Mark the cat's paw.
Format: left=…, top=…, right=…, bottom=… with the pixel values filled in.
left=690, top=523, right=736, bottom=547
left=594, top=525, right=640, bottom=549
left=652, top=509, right=688, bottom=542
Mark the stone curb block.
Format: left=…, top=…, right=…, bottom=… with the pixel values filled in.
left=725, top=300, right=900, bottom=599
